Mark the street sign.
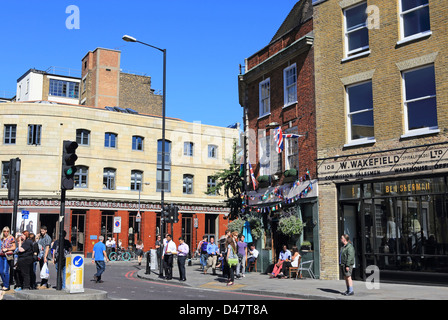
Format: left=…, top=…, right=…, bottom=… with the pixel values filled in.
left=66, top=254, right=84, bottom=293
left=113, top=217, right=122, bottom=233
left=21, top=210, right=29, bottom=219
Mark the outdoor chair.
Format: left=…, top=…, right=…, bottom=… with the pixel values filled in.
left=298, top=259, right=315, bottom=279
left=288, top=257, right=302, bottom=279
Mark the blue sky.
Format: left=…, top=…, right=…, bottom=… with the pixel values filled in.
left=0, top=0, right=299, bottom=128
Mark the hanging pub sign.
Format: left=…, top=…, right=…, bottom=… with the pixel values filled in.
left=318, top=144, right=448, bottom=182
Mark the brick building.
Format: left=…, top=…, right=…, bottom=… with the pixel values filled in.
left=314, top=0, right=448, bottom=284
left=238, top=0, right=319, bottom=275
left=0, top=48, right=239, bottom=258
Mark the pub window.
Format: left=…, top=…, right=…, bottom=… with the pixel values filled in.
left=402, top=64, right=437, bottom=135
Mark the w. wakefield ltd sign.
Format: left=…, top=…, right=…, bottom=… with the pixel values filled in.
left=318, top=144, right=448, bottom=182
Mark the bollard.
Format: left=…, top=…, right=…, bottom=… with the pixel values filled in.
left=145, top=251, right=151, bottom=274
left=187, top=252, right=192, bottom=266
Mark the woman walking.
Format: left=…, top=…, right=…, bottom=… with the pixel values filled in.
left=0, top=227, right=15, bottom=291
left=16, top=231, right=34, bottom=291
left=226, top=231, right=238, bottom=286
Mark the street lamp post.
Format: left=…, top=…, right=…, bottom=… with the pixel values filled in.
left=123, top=35, right=166, bottom=278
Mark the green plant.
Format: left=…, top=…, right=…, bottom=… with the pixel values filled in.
left=284, top=168, right=298, bottom=177
left=278, top=215, right=303, bottom=237
left=257, top=175, right=269, bottom=183
left=228, top=218, right=244, bottom=234
left=248, top=217, right=263, bottom=240
left=300, top=240, right=312, bottom=249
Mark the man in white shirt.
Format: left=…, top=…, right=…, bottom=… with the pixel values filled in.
left=162, top=234, right=177, bottom=280
left=247, top=244, right=259, bottom=267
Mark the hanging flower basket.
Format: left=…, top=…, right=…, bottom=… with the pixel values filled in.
left=278, top=215, right=303, bottom=237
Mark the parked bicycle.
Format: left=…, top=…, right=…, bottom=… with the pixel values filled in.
left=109, top=248, right=132, bottom=261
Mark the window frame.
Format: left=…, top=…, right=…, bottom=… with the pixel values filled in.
left=345, top=80, right=375, bottom=145
left=4, top=124, right=16, bottom=145
left=183, top=174, right=194, bottom=194
left=343, top=2, right=370, bottom=59
left=184, top=141, right=194, bottom=157
left=157, top=139, right=171, bottom=192
left=49, top=79, right=80, bottom=99
left=259, top=78, right=271, bottom=118
left=401, top=64, right=438, bottom=137
left=208, top=144, right=218, bottom=159
left=132, top=135, right=144, bottom=151
left=27, top=124, right=42, bottom=146
left=76, top=129, right=90, bottom=146
left=104, top=132, right=117, bottom=148
left=284, top=127, right=299, bottom=171
left=130, top=170, right=143, bottom=191
left=103, top=168, right=116, bottom=190
left=283, top=64, right=298, bottom=107
left=74, top=165, right=89, bottom=189
left=207, top=176, right=217, bottom=195
left=398, top=0, right=431, bottom=43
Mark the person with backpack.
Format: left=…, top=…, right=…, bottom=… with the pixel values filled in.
left=52, top=230, right=72, bottom=290
left=197, top=236, right=208, bottom=272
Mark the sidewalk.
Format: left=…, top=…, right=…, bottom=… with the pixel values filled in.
left=137, top=259, right=448, bottom=300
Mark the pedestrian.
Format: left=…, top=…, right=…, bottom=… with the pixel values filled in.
left=29, top=233, right=39, bottom=289
left=205, top=236, right=219, bottom=275
left=135, top=239, right=144, bottom=266
left=197, top=235, right=208, bottom=272
left=177, top=237, right=189, bottom=281
left=16, top=231, right=34, bottom=291
left=155, top=235, right=163, bottom=271
left=52, top=230, right=72, bottom=289
left=225, top=232, right=238, bottom=286
left=106, top=237, right=113, bottom=258
left=162, top=234, right=177, bottom=280
left=237, top=234, right=247, bottom=278
left=219, top=229, right=231, bottom=279
left=92, top=236, right=109, bottom=283
left=37, top=226, right=52, bottom=289
left=340, top=234, right=355, bottom=296
left=0, top=226, right=15, bottom=291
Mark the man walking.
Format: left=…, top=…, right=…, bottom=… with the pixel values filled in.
left=177, top=237, right=189, bottom=281
left=205, top=236, right=219, bottom=275
left=340, top=234, right=355, bottom=296
left=92, top=236, right=109, bottom=283
left=37, top=226, right=52, bottom=289
left=162, top=234, right=177, bottom=280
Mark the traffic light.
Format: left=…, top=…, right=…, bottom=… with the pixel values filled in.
left=162, top=206, right=170, bottom=222
left=61, top=140, right=78, bottom=190
left=173, top=206, right=179, bottom=223
left=7, top=158, right=20, bottom=201
left=168, top=204, right=175, bottom=223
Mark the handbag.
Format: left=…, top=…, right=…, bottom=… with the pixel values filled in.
left=227, top=245, right=238, bottom=267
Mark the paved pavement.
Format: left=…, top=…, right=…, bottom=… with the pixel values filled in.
left=5, top=258, right=448, bottom=300
left=137, top=259, right=448, bottom=300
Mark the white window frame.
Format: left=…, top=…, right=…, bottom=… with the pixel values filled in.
left=345, top=80, right=375, bottom=146
left=208, top=144, right=218, bottom=159
left=283, top=64, right=297, bottom=107
left=258, top=134, right=270, bottom=176
left=398, top=0, right=431, bottom=45
left=184, top=141, right=194, bottom=157
left=343, top=2, right=369, bottom=59
left=401, top=64, right=438, bottom=138
left=284, top=127, right=299, bottom=171
left=259, top=78, right=271, bottom=118
left=74, top=165, right=89, bottom=189
left=183, top=174, right=194, bottom=194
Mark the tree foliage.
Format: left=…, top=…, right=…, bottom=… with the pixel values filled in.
left=205, top=140, right=244, bottom=220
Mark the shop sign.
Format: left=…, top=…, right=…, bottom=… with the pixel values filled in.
left=318, top=145, right=448, bottom=181
left=0, top=199, right=230, bottom=214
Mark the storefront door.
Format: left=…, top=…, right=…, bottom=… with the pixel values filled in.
left=340, top=202, right=364, bottom=280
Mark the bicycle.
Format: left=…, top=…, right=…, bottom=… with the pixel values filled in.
left=109, top=248, right=132, bottom=261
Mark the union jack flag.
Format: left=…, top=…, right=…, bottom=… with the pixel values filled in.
left=249, top=163, right=257, bottom=190
left=274, top=126, right=301, bottom=153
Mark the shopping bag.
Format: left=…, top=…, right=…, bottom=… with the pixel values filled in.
left=40, top=262, right=50, bottom=280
